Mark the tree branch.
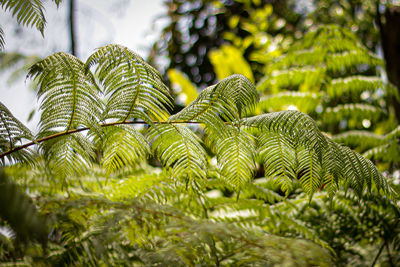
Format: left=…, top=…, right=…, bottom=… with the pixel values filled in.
left=0, top=120, right=200, bottom=159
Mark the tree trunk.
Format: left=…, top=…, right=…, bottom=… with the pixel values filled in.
left=69, top=0, right=77, bottom=57
left=379, top=5, right=400, bottom=122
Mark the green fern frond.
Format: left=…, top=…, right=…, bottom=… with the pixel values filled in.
left=0, top=0, right=46, bottom=35
left=257, top=131, right=297, bottom=195
left=28, top=52, right=102, bottom=134
left=243, top=111, right=388, bottom=196
left=41, top=132, right=95, bottom=179
left=297, top=147, right=324, bottom=195
left=385, top=125, right=400, bottom=140
left=322, top=103, right=386, bottom=125
left=170, top=74, right=258, bottom=133
left=258, top=91, right=321, bottom=113
left=0, top=170, right=48, bottom=246
left=360, top=126, right=400, bottom=163
left=327, top=76, right=390, bottom=99
left=208, top=126, right=256, bottom=189
left=0, top=101, right=34, bottom=164
left=86, top=44, right=172, bottom=123
left=332, top=142, right=387, bottom=195
left=243, top=111, right=328, bottom=156
left=257, top=67, right=326, bottom=93
left=99, top=125, right=150, bottom=175
left=148, top=124, right=207, bottom=185
left=240, top=181, right=284, bottom=203
left=332, top=130, right=383, bottom=150
left=326, top=50, right=382, bottom=71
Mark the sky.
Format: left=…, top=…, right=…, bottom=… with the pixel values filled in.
left=1, top=0, right=166, bottom=130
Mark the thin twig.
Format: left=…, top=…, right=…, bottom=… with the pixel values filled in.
left=0, top=120, right=200, bottom=159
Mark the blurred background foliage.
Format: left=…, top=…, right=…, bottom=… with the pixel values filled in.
left=1, top=0, right=400, bottom=266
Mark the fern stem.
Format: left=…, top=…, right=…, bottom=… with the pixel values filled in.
left=0, top=120, right=201, bottom=159
left=370, top=241, right=385, bottom=267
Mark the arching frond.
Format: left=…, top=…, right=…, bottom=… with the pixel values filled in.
left=0, top=0, right=46, bottom=35
left=170, top=74, right=259, bottom=133
left=40, top=132, right=95, bottom=180
left=243, top=111, right=328, bottom=156
left=258, top=91, right=321, bottom=113
left=0, top=101, right=34, bottom=164
left=240, top=181, right=284, bottom=203
left=257, top=66, right=326, bottom=93
left=99, top=125, right=150, bottom=175
left=28, top=52, right=102, bottom=134
left=297, top=146, right=324, bottom=195
left=332, top=130, right=383, bottom=150
left=257, top=132, right=297, bottom=195
left=0, top=170, right=48, bottom=246
left=86, top=44, right=172, bottom=123
left=327, top=76, right=392, bottom=99
left=329, top=140, right=388, bottom=195
left=208, top=126, right=256, bottom=189
left=243, top=111, right=388, bottom=196
left=322, top=104, right=386, bottom=125
left=148, top=124, right=207, bottom=185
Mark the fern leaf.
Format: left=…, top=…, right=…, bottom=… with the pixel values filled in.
left=0, top=170, right=48, bottom=246
left=86, top=44, right=172, bottom=123
left=0, top=0, right=46, bottom=35
left=0, top=101, right=34, bottom=164
left=99, top=125, right=150, bottom=175
left=241, top=181, right=284, bottom=203
left=243, top=111, right=328, bottom=157
left=41, top=132, right=95, bottom=180
left=208, top=126, right=256, bottom=189
left=170, top=74, right=259, bottom=134
left=297, top=147, right=323, bottom=195
left=257, top=131, right=297, bottom=195
left=322, top=103, right=386, bottom=125
left=258, top=91, right=321, bottom=113
left=332, top=130, right=383, bottom=150
left=28, top=52, right=102, bottom=134
left=257, top=66, right=326, bottom=93
left=148, top=124, right=207, bottom=185
left=327, top=75, right=389, bottom=99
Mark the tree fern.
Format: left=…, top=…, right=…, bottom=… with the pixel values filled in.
left=148, top=124, right=207, bottom=187
left=28, top=52, right=102, bottom=135
left=257, top=131, right=297, bottom=195
left=0, top=45, right=390, bottom=198
left=322, top=103, right=386, bottom=125
left=257, top=25, right=393, bottom=136
left=208, top=126, right=256, bottom=189
left=99, top=125, right=150, bottom=175
left=86, top=44, right=172, bottom=123
left=0, top=0, right=46, bottom=34
left=0, top=44, right=395, bottom=265
left=170, top=74, right=259, bottom=133
left=0, top=101, right=34, bottom=164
